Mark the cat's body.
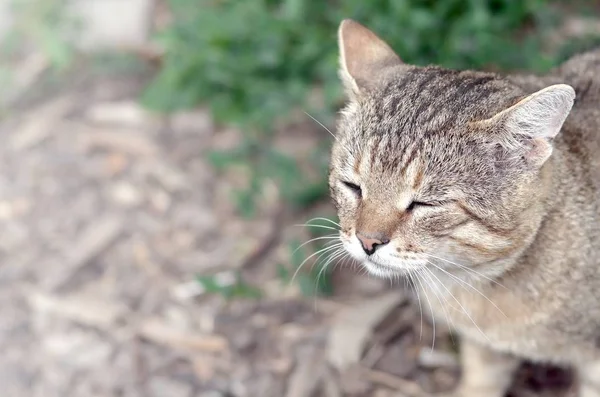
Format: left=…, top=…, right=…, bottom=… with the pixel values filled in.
left=431, top=51, right=600, bottom=363
left=330, top=20, right=600, bottom=396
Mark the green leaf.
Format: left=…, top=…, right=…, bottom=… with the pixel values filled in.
left=276, top=263, right=291, bottom=282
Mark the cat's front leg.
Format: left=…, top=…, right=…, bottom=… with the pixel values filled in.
left=579, top=360, right=600, bottom=397
left=448, top=338, right=520, bottom=397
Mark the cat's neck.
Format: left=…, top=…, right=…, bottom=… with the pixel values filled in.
left=499, top=135, right=597, bottom=287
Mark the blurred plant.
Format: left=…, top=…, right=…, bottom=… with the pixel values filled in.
left=554, top=34, right=600, bottom=63
left=196, top=271, right=263, bottom=299
left=207, top=139, right=331, bottom=217
left=1, top=0, right=77, bottom=68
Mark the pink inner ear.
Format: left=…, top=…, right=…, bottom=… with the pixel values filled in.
left=525, top=137, right=553, bottom=166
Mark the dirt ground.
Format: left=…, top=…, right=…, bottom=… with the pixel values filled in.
left=0, top=54, right=581, bottom=397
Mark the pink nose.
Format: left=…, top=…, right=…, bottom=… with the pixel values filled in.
left=356, top=232, right=390, bottom=255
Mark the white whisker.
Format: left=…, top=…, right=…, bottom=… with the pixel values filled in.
left=426, top=260, right=507, bottom=318
left=333, top=253, right=352, bottom=273
left=424, top=253, right=506, bottom=289
left=312, top=248, right=345, bottom=309
left=315, top=249, right=345, bottom=284
left=422, top=266, right=491, bottom=343
left=418, top=267, right=457, bottom=336
left=291, top=243, right=343, bottom=284
left=305, top=217, right=341, bottom=227
left=293, top=224, right=339, bottom=232
left=407, top=271, right=424, bottom=341
left=304, top=111, right=337, bottom=140
left=411, top=270, right=436, bottom=350
left=292, top=235, right=341, bottom=254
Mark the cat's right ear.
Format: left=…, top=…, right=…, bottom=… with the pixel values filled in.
left=481, top=84, right=575, bottom=167
left=338, top=19, right=403, bottom=97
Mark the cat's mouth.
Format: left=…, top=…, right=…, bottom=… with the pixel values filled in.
left=341, top=235, right=430, bottom=277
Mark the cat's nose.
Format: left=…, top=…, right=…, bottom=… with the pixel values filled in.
left=356, top=232, right=390, bottom=256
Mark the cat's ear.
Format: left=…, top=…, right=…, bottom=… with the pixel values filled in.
left=338, top=19, right=402, bottom=97
left=485, top=84, right=575, bottom=166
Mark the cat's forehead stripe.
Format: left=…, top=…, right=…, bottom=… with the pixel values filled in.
left=375, top=68, right=511, bottom=137
left=399, top=145, right=419, bottom=177
left=353, top=151, right=362, bottom=174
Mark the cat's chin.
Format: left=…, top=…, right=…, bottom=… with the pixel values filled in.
left=361, top=259, right=423, bottom=278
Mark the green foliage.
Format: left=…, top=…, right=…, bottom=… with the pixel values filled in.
left=2, top=0, right=77, bottom=68
left=196, top=271, right=263, bottom=299
left=143, top=0, right=561, bottom=121
left=554, top=34, right=600, bottom=63
left=207, top=139, right=330, bottom=217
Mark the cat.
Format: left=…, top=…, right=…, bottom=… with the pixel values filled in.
left=329, top=19, right=600, bottom=397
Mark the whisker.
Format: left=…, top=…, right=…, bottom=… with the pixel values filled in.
left=312, top=248, right=344, bottom=308
left=304, top=111, right=337, bottom=140
left=291, top=243, right=343, bottom=284
left=292, top=235, right=341, bottom=255
left=407, top=270, right=424, bottom=341
left=411, top=270, right=436, bottom=351
left=332, top=252, right=352, bottom=273
left=315, top=249, right=345, bottom=285
left=310, top=243, right=344, bottom=272
left=422, top=266, right=490, bottom=343
left=293, top=224, right=339, bottom=232
left=418, top=267, right=457, bottom=339
left=305, top=217, right=341, bottom=227
left=424, top=253, right=506, bottom=289
left=425, top=260, right=507, bottom=318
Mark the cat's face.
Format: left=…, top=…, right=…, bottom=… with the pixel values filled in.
left=331, top=94, right=535, bottom=279
left=330, top=20, right=574, bottom=280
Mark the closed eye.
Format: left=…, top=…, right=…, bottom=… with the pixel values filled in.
left=342, top=181, right=362, bottom=197
left=407, top=201, right=437, bottom=211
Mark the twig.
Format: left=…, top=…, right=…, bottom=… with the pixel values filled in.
left=132, top=336, right=149, bottom=396
left=361, top=367, right=431, bottom=397
left=239, top=206, right=284, bottom=270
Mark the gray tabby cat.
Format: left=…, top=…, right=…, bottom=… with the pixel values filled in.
left=330, top=19, right=600, bottom=397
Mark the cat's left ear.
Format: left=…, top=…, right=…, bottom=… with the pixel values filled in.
left=484, top=84, right=575, bottom=167
left=338, top=19, right=403, bottom=97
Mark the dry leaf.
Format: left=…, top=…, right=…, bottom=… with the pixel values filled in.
left=327, top=292, right=406, bottom=371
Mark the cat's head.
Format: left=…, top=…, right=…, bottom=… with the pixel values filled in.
left=330, top=20, right=575, bottom=280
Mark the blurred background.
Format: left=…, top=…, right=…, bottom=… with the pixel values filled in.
left=0, top=1, right=599, bottom=396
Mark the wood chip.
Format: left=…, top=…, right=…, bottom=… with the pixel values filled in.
left=108, top=181, right=143, bottom=207
left=418, top=349, right=458, bottom=369
left=28, top=291, right=128, bottom=329
left=285, top=347, right=324, bottom=397
left=192, top=355, right=215, bottom=382
left=321, top=365, right=342, bottom=397
left=327, top=292, right=407, bottom=371
left=48, top=215, right=125, bottom=290
left=139, top=318, right=228, bottom=353
left=86, top=101, right=154, bottom=127
left=77, top=126, right=159, bottom=156
left=169, top=108, right=213, bottom=134
left=144, top=162, right=189, bottom=192
left=10, top=96, right=73, bottom=150
left=2, top=52, right=49, bottom=108
left=361, top=367, right=429, bottom=397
